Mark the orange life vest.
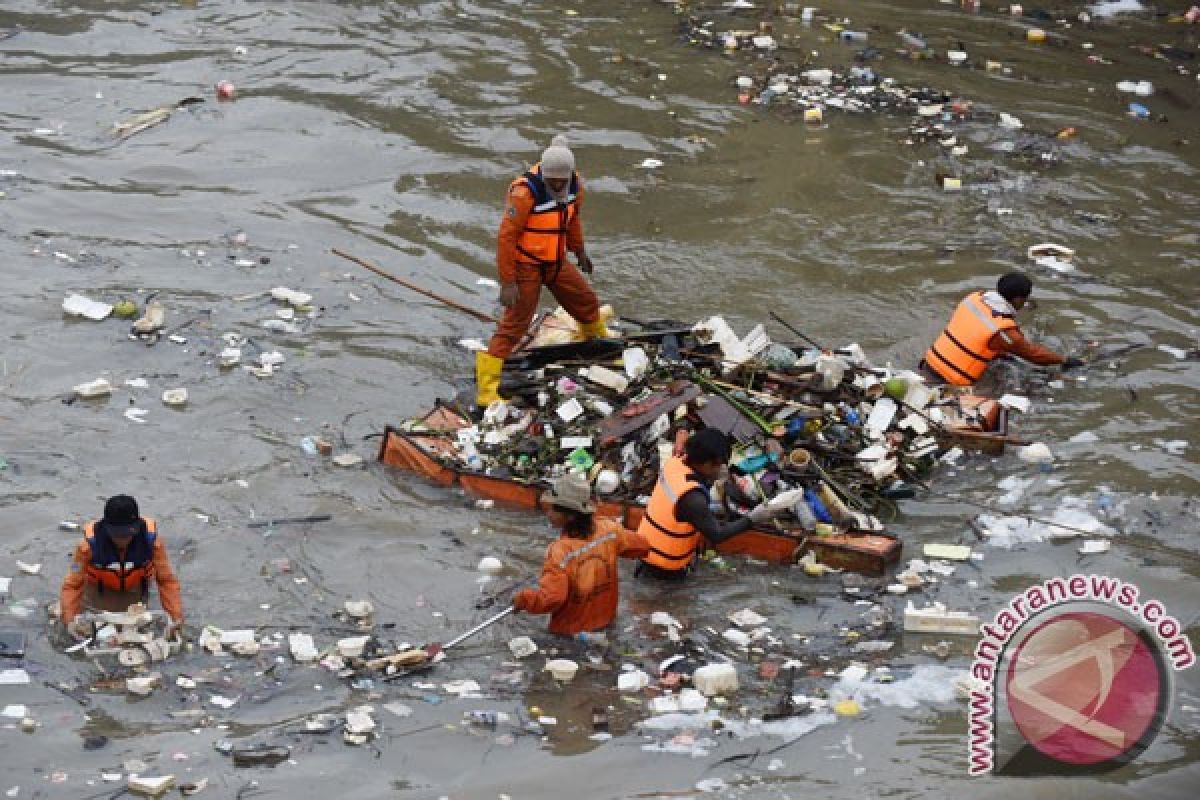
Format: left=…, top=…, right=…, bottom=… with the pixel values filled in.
left=83, top=518, right=158, bottom=595
left=637, top=456, right=706, bottom=571
left=924, top=291, right=1019, bottom=386
left=513, top=163, right=579, bottom=271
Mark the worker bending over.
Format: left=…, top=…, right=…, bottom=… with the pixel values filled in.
left=512, top=474, right=648, bottom=635
left=636, top=429, right=786, bottom=580
left=920, top=271, right=1083, bottom=386
left=60, top=494, right=183, bottom=638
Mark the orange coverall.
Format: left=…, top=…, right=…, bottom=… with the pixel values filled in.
left=513, top=517, right=649, bottom=635
left=486, top=179, right=600, bottom=360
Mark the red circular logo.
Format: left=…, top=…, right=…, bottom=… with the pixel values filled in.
left=1005, top=611, right=1165, bottom=766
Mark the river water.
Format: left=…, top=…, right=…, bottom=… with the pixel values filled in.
left=1, top=1, right=1197, bottom=798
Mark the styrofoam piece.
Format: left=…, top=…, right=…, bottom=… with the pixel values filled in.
left=126, top=672, right=162, bottom=696
left=722, top=628, right=751, bottom=647
left=508, top=636, right=537, bottom=658
left=765, top=488, right=804, bottom=513
left=922, top=543, right=972, bottom=561
left=815, top=353, right=846, bottom=390
left=583, top=365, right=629, bottom=393
left=344, top=600, right=374, bottom=618
left=544, top=658, right=579, bottom=682
left=623, top=347, right=649, bottom=379
left=898, top=414, right=929, bottom=435
left=289, top=633, right=319, bottom=662
left=728, top=608, right=767, bottom=628
left=902, top=382, right=933, bottom=411
left=161, top=388, right=188, bottom=406
left=477, top=556, right=503, bottom=575
left=903, top=602, right=980, bottom=635
left=1018, top=442, right=1054, bottom=463
left=865, top=397, right=897, bottom=438
left=649, top=688, right=708, bottom=714
left=651, top=611, right=681, bottom=629
left=862, top=457, right=898, bottom=481
left=217, top=347, right=241, bottom=367
left=270, top=287, right=312, bottom=306
left=998, top=394, right=1031, bottom=413
left=856, top=444, right=890, bottom=461
left=74, top=378, right=114, bottom=398
left=693, top=663, right=739, bottom=696
left=617, top=670, right=650, bottom=692
left=218, top=629, right=257, bottom=645
left=337, top=636, right=370, bottom=658
left=1078, top=539, right=1111, bottom=555
left=556, top=397, right=584, bottom=423
left=345, top=708, right=376, bottom=734
left=128, top=775, right=176, bottom=797
left=63, top=294, right=113, bottom=320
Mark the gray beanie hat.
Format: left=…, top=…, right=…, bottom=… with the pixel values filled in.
left=540, top=134, right=575, bottom=179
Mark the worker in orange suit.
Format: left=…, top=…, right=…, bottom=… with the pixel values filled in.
left=920, top=272, right=1083, bottom=386
left=60, top=494, right=184, bottom=638
left=512, top=474, right=648, bottom=636
left=476, top=134, right=608, bottom=407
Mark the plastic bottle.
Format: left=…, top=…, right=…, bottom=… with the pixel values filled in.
left=464, top=710, right=507, bottom=728
left=792, top=497, right=818, bottom=529
left=839, top=30, right=868, bottom=43
left=818, top=483, right=851, bottom=522
left=803, top=487, right=834, bottom=524
left=460, top=438, right=483, bottom=471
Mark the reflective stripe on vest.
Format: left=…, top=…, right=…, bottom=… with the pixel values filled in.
left=924, top=291, right=1018, bottom=386
left=83, top=518, right=158, bottom=595
left=636, top=456, right=705, bottom=571
left=514, top=163, right=579, bottom=269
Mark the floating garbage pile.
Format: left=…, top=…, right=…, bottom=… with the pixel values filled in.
left=398, top=310, right=1014, bottom=540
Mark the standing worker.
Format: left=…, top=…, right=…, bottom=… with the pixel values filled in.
left=636, top=429, right=786, bottom=581
left=919, top=272, right=1083, bottom=386
left=512, top=474, right=647, bottom=636
left=59, top=494, right=183, bottom=637
left=475, top=134, right=609, bottom=407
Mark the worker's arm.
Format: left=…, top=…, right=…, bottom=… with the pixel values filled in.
left=567, top=178, right=586, bottom=258
left=151, top=535, right=184, bottom=624
left=675, top=487, right=753, bottom=546
left=496, top=184, right=535, bottom=285
left=59, top=540, right=92, bottom=625
left=512, top=544, right=569, bottom=615
left=616, top=527, right=651, bottom=560
left=989, top=326, right=1064, bottom=366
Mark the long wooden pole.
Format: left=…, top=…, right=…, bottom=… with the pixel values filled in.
left=332, top=248, right=499, bottom=324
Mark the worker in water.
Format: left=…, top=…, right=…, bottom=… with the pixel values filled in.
left=60, top=494, right=183, bottom=638
left=636, top=428, right=786, bottom=580
left=919, top=271, right=1083, bottom=386
left=511, top=473, right=647, bottom=636
left=475, top=134, right=608, bottom=407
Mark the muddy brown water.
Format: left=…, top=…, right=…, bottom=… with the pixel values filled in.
left=0, top=1, right=1197, bottom=798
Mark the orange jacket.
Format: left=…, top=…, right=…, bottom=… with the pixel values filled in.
left=636, top=455, right=706, bottom=571
left=496, top=165, right=586, bottom=284
left=513, top=517, right=648, bottom=635
left=925, top=291, right=1020, bottom=385
left=60, top=521, right=183, bottom=624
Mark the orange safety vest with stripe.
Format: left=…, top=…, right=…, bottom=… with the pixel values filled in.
left=83, top=518, right=158, bottom=595
left=513, top=163, right=579, bottom=272
left=637, top=456, right=707, bottom=571
left=924, top=291, right=1019, bottom=386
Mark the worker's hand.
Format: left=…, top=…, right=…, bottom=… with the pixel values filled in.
left=167, top=619, right=185, bottom=641
left=576, top=251, right=594, bottom=275
left=511, top=589, right=535, bottom=612
left=498, top=282, right=519, bottom=309
left=1061, top=357, right=1085, bottom=371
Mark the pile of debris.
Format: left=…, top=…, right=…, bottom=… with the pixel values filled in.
left=391, top=309, right=1010, bottom=544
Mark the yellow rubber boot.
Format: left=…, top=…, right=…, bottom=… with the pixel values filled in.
left=579, top=318, right=609, bottom=340
left=474, top=351, right=506, bottom=407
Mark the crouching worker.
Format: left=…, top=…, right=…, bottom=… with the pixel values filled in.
left=636, top=428, right=787, bottom=581
left=60, top=494, right=184, bottom=639
left=511, top=474, right=648, bottom=636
